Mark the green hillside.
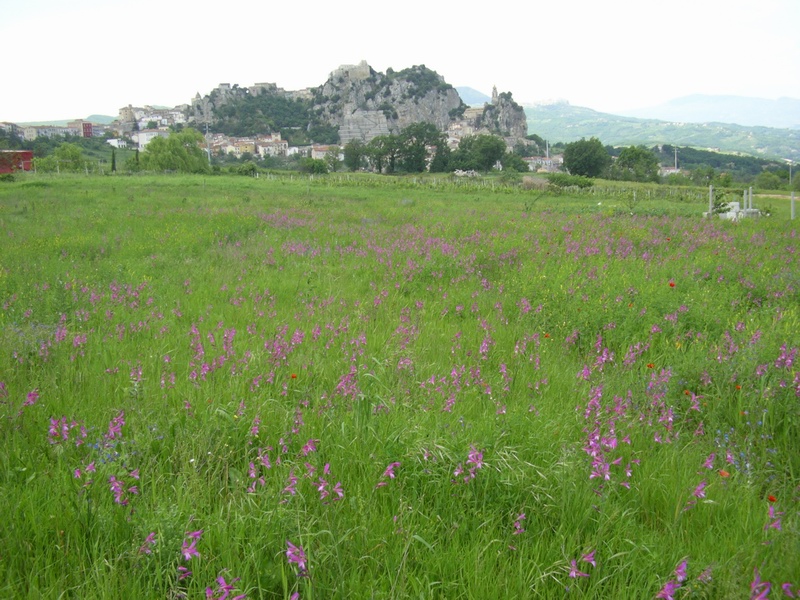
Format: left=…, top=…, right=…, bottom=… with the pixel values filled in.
left=526, top=103, right=800, bottom=161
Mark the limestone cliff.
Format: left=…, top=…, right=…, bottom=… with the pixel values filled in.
left=475, top=89, right=528, bottom=140
left=188, top=61, right=528, bottom=144
left=313, top=62, right=466, bottom=144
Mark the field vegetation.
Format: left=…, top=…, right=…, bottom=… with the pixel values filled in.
left=0, top=173, right=798, bottom=598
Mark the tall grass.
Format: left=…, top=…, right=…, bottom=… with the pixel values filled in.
left=0, top=174, right=797, bottom=598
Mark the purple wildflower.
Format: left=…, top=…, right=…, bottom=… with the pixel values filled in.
left=569, top=559, right=589, bottom=578
left=512, top=513, right=525, bottom=535
left=581, top=549, right=596, bottom=567
left=751, top=568, right=771, bottom=599
left=693, top=480, right=707, bottom=499
left=286, top=540, right=307, bottom=575
left=139, top=532, right=157, bottom=554
left=675, top=560, right=688, bottom=583
left=656, top=580, right=681, bottom=599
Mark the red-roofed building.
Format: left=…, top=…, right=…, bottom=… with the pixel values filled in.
left=0, top=150, right=33, bottom=174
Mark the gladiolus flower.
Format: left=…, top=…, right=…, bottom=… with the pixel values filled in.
left=568, top=560, right=589, bottom=578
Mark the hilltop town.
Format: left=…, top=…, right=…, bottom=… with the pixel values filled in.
left=1, top=61, right=550, bottom=170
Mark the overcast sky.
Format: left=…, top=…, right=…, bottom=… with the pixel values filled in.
left=2, top=0, right=798, bottom=123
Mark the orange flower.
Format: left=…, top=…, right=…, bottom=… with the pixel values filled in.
left=735, top=385, right=741, bottom=390
left=544, top=333, right=550, bottom=339
left=291, top=373, right=297, bottom=379
left=666, top=237, right=671, bottom=241
left=718, top=470, right=730, bottom=478
left=684, top=390, right=690, bottom=395
left=646, top=363, right=655, bottom=369
left=768, top=495, right=777, bottom=503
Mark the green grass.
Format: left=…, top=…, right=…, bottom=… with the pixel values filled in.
left=0, top=173, right=798, bottom=598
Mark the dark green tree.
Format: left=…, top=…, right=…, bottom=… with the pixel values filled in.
left=368, top=135, right=400, bottom=174
left=562, top=137, right=611, bottom=178
left=324, top=146, right=341, bottom=172
left=398, top=123, right=445, bottom=173
left=501, top=151, right=529, bottom=173
left=111, top=148, right=116, bottom=172
left=452, top=134, right=506, bottom=172
left=298, top=157, right=328, bottom=174
left=609, top=145, right=660, bottom=182
left=429, top=144, right=451, bottom=173
left=343, top=140, right=366, bottom=171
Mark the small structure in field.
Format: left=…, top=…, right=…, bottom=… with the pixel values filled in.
left=0, top=150, right=33, bottom=174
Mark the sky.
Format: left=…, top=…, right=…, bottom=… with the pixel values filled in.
left=2, top=0, right=799, bottom=123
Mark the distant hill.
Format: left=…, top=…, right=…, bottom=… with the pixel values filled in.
left=86, top=114, right=116, bottom=125
left=18, top=114, right=116, bottom=126
left=456, top=87, right=491, bottom=106
left=525, top=102, right=800, bottom=161
left=619, top=95, right=800, bottom=130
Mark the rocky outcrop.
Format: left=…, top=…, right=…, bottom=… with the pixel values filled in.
left=466, top=87, right=528, bottom=140
left=187, top=62, right=528, bottom=144
left=313, top=61, right=466, bottom=144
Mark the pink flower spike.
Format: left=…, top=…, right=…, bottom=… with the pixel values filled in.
left=697, top=565, right=713, bottom=583
left=286, top=540, right=307, bottom=574
left=781, top=583, right=797, bottom=598
left=656, top=580, right=681, bottom=599
left=693, top=480, right=707, bottom=499
left=675, top=560, right=688, bottom=583
left=581, top=549, right=596, bottom=567
left=751, top=568, right=771, bottom=600
left=383, top=462, right=401, bottom=479
left=569, top=559, right=589, bottom=578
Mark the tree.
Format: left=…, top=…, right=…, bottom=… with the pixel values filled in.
left=500, top=151, right=529, bottom=173
left=398, top=122, right=444, bottom=173
left=298, top=158, right=328, bottom=174
left=111, top=148, right=116, bottom=172
left=324, top=147, right=341, bottom=172
left=140, top=129, right=209, bottom=173
left=368, top=135, right=400, bottom=174
left=343, top=140, right=366, bottom=172
left=146, top=121, right=158, bottom=130
left=608, top=145, right=660, bottom=182
left=54, top=143, right=84, bottom=172
left=451, top=134, right=506, bottom=172
left=754, top=171, right=782, bottom=190
left=428, top=144, right=451, bottom=173
left=562, top=137, right=611, bottom=178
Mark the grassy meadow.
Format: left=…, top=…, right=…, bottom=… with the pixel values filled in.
left=0, top=173, right=798, bottom=599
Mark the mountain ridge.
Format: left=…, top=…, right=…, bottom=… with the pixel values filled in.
left=616, top=94, right=800, bottom=130
left=524, top=102, right=800, bottom=161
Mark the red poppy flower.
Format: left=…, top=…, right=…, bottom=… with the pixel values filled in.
left=768, top=495, right=777, bottom=503
left=646, top=363, right=655, bottom=369
left=735, top=385, right=741, bottom=390
left=669, top=281, right=676, bottom=288
left=718, top=470, right=730, bottom=478
left=291, top=373, right=297, bottom=379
